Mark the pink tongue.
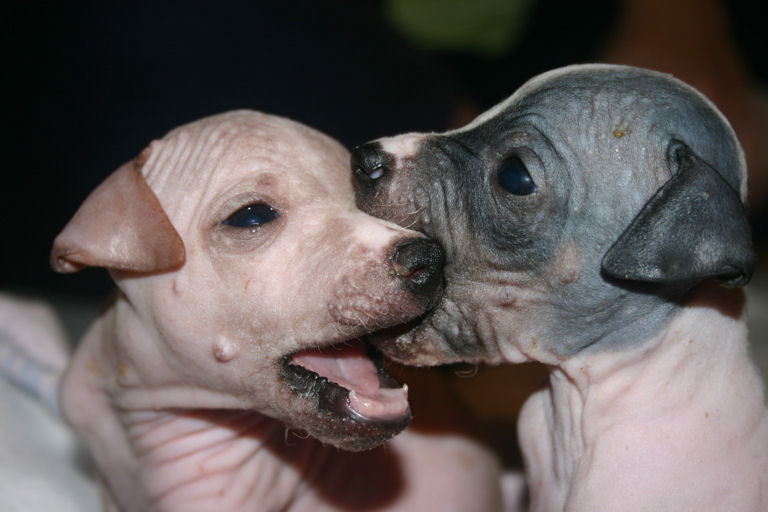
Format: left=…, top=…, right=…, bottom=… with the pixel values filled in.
left=289, top=340, right=408, bottom=420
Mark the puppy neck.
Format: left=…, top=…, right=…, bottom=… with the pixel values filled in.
left=518, top=282, right=768, bottom=509
left=58, top=295, right=315, bottom=511
left=558, top=281, right=750, bottom=393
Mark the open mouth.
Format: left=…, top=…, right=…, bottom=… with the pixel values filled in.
left=280, top=337, right=411, bottom=426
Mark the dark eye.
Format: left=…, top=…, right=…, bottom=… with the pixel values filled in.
left=224, top=203, right=278, bottom=227
left=497, top=155, right=537, bottom=195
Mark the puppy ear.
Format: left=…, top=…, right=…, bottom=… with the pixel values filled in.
left=51, top=158, right=186, bottom=274
left=601, top=141, right=756, bottom=287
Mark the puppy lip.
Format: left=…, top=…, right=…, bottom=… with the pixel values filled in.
left=279, top=338, right=411, bottom=425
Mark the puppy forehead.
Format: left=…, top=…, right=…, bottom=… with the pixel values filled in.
left=140, top=110, right=351, bottom=214
left=380, top=66, right=689, bottom=164
left=459, top=65, right=677, bottom=127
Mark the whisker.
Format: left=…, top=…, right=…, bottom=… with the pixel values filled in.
left=283, top=427, right=295, bottom=446
left=454, top=364, right=479, bottom=378
left=283, top=427, right=310, bottom=445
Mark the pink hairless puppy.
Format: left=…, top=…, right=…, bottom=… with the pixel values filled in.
left=48, top=111, right=502, bottom=511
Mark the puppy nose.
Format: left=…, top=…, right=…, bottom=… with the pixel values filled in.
left=390, top=238, right=445, bottom=297
left=351, top=142, right=390, bottom=186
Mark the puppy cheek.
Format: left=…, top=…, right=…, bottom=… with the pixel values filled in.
left=145, top=272, right=264, bottom=376
left=550, top=240, right=582, bottom=285
left=378, top=329, right=459, bottom=366
left=212, top=335, right=239, bottom=363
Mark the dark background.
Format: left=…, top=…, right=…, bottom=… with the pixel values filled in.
left=3, top=0, right=766, bottom=298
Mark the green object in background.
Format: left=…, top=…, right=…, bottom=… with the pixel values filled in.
left=384, top=0, right=535, bottom=57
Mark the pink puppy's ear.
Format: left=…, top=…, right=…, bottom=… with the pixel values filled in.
left=51, top=159, right=186, bottom=274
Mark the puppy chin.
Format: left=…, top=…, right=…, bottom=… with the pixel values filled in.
left=367, top=325, right=463, bottom=367
left=281, top=377, right=412, bottom=451
left=295, top=409, right=412, bottom=452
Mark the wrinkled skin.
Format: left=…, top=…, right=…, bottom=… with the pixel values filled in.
left=52, top=111, right=503, bottom=512
left=352, top=65, right=768, bottom=511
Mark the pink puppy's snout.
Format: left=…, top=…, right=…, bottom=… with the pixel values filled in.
left=390, top=238, right=445, bottom=298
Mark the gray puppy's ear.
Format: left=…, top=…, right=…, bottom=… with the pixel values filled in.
left=602, top=141, right=756, bottom=287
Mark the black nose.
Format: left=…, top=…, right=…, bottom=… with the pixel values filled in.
left=351, top=142, right=390, bottom=187
left=390, top=238, right=445, bottom=297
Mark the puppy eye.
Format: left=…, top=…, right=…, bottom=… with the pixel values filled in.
left=497, top=155, right=537, bottom=195
left=223, top=203, right=278, bottom=227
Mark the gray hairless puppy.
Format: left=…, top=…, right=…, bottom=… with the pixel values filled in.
left=351, top=64, right=768, bottom=511
left=48, top=111, right=502, bottom=511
